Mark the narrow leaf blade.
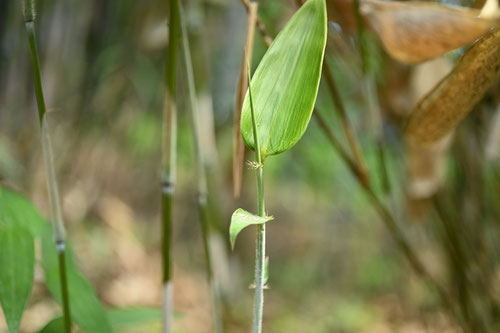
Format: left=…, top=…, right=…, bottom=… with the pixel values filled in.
left=230, top=209, right=273, bottom=249
left=241, top=0, right=327, bottom=158
left=108, top=307, right=161, bottom=330
left=0, top=227, right=35, bottom=333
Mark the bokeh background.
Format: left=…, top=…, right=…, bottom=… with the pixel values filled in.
left=1, top=0, right=499, bottom=332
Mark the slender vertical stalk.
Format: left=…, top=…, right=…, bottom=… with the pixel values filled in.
left=162, top=1, right=180, bottom=331
left=22, top=1, right=72, bottom=331
left=234, top=2, right=259, bottom=198
left=322, top=62, right=369, bottom=187
left=240, top=0, right=272, bottom=48
left=176, top=1, right=223, bottom=331
left=246, top=63, right=266, bottom=333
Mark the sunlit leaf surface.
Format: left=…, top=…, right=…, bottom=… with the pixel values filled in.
left=241, top=0, right=327, bottom=159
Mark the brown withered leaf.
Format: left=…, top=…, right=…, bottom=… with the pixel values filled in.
left=361, top=0, right=496, bottom=63
left=405, top=29, right=500, bottom=146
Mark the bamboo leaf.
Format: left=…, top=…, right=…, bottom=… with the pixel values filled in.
left=0, top=226, right=35, bottom=333
left=39, top=307, right=162, bottom=332
left=0, top=186, right=112, bottom=332
left=230, top=209, right=273, bottom=249
left=38, top=317, right=64, bottom=333
left=405, top=29, right=500, bottom=145
left=107, top=307, right=161, bottom=330
left=240, top=0, right=327, bottom=159
left=0, top=186, right=46, bottom=237
left=361, top=0, right=497, bottom=63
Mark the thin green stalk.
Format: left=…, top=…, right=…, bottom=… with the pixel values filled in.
left=22, top=1, right=72, bottom=331
left=247, top=62, right=266, bottom=333
left=162, top=0, right=180, bottom=331
left=177, top=1, right=223, bottom=331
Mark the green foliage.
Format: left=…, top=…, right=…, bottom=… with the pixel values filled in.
left=107, top=307, right=161, bottom=330
left=39, top=307, right=161, bottom=332
left=240, top=0, right=327, bottom=160
left=229, top=209, right=273, bottom=249
left=0, top=227, right=35, bottom=333
left=0, top=186, right=112, bottom=333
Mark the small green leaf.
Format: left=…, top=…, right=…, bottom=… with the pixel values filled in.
left=38, top=317, right=64, bottom=333
left=241, top=0, right=327, bottom=159
left=41, top=229, right=112, bottom=333
left=0, top=186, right=111, bottom=332
left=108, top=307, right=161, bottom=330
left=230, top=209, right=273, bottom=249
left=0, top=226, right=35, bottom=333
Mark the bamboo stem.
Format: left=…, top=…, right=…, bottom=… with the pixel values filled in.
left=315, top=109, right=456, bottom=312
left=240, top=0, right=272, bottom=48
left=23, top=3, right=72, bottom=330
left=177, top=1, right=223, bottom=331
left=240, top=2, right=455, bottom=314
left=322, top=62, right=369, bottom=187
left=246, top=62, right=266, bottom=333
left=162, top=0, right=180, bottom=331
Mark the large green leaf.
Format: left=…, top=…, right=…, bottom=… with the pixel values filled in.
left=241, top=0, right=327, bottom=159
left=0, top=186, right=112, bottom=332
left=39, top=307, right=161, bottom=333
left=0, top=186, right=46, bottom=237
left=41, top=229, right=112, bottom=333
left=0, top=226, right=35, bottom=333
left=230, top=209, right=273, bottom=249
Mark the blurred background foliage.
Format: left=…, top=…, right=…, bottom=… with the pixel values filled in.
left=1, top=0, right=500, bottom=332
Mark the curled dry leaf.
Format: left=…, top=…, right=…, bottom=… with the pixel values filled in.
left=405, top=29, right=500, bottom=146
left=361, top=0, right=496, bottom=63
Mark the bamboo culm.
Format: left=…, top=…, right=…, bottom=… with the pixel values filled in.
left=22, top=2, right=72, bottom=331
left=245, top=62, right=266, bottom=333
left=176, top=1, right=223, bottom=331
left=161, top=0, right=180, bottom=331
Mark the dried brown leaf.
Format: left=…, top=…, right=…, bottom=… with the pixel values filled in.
left=233, top=2, right=258, bottom=198
left=405, top=29, right=500, bottom=145
left=361, top=0, right=496, bottom=63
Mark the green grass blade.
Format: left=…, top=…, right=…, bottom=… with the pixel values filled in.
left=0, top=226, right=35, bottom=333
left=240, top=0, right=327, bottom=159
